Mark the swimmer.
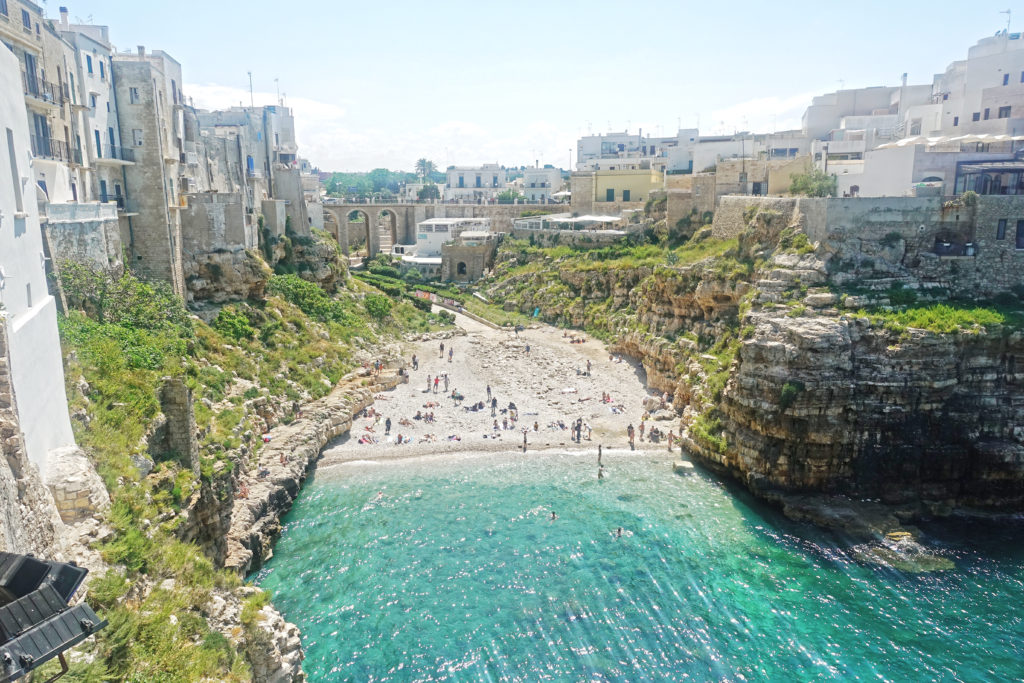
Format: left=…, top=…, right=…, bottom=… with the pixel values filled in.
left=616, top=527, right=623, bottom=538
left=551, top=511, right=557, bottom=521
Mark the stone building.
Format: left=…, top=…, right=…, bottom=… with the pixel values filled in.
left=112, top=46, right=188, bottom=296
left=441, top=231, right=499, bottom=282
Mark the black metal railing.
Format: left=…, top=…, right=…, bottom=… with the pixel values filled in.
left=21, top=70, right=64, bottom=105
left=29, top=135, right=70, bottom=161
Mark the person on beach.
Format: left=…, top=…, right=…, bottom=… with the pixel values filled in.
left=639, top=420, right=646, bottom=442
left=385, top=417, right=392, bottom=435
left=487, top=385, right=492, bottom=401
left=586, top=359, right=592, bottom=375
left=668, top=430, right=675, bottom=452
left=444, top=374, right=449, bottom=391
left=491, top=397, right=498, bottom=416
left=427, top=375, right=432, bottom=391
left=412, top=354, right=418, bottom=370
left=523, top=431, right=528, bottom=452
left=598, top=444, right=602, bottom=466
left=440, top=342, right=445, bottom=358
left=627, top=424, right=635, bottom=450
left=525, top=344, right=531, bottom=355
left=534, top=421, right=539, bottom=432
left=448, top=348, right=454, bottom=363
left=433, top=376, right=440, bottom=393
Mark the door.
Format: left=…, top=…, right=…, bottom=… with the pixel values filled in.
left=99, top=179, right=108, bottom=203
left=24, top=53, right=38, bottom=95
left=622, top=189, right=631, bottom=202
left=94, top=130, right=102, bottom=158
left=606, top=188, right=614, bottom=202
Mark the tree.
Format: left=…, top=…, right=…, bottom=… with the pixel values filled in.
left=497, top=189, right=524, bottom=203
left=417, top=183, right=440, bottom=200
left=415, top=158, right=436, bottom=179
left=789, top=168, right=837, bottom=197
left=363, top=293, right=393, bottom=320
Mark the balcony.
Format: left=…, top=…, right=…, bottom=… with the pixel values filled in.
left=101, top=194, right=139, bottom=216
left=30, top=135, right=71, bottom=162
left=94, top=144, right=135, bottom=164
left=22, top=71, right=63, bottom=111
left=246, top=169, right=265, bottom=179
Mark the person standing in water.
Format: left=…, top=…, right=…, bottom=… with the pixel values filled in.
left=598, top=444, right=603, bottom=466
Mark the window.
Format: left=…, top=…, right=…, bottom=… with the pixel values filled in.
left=984, top=108, right=991, bottom=120
left=973, top=112, right=981, bottom=122
left=94, top=130, right=101, bottom=157
left=132, top=129, right=143, bottom=146
left=86, top=55, right=93, bottom=74
left=1018, top=220, right=1024, bottom=249
left=999, top=106, right=1012, bottom=118
left=129, top=87, right=139, bottom=104
left=622, top=189, right=631, bottom=202
left=1004, top=73, right=1010, bottom=86
left=99, top=61, right=105, bottom=79
left=89, top=93, right=97, bottom=108
left=953, top=116, right=959, bottom=127
left=21, top=9, right=30, bottom=29
left=605, top=188, right=614, bottom=201
left=997, top=219, right=1007, bottom=240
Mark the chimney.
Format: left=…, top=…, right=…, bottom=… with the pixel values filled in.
left=59, top=6, right=69, bottom=29
left=137, top=45, right=146, bottom=58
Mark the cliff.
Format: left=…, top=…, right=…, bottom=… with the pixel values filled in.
left=481, top=197, right=1024, bottom=531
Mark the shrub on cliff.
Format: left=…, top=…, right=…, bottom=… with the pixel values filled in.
left=789, top=168, right=836, bottom=197
left=267, top=274, right=356, bottom=325
left=364, top=293, right=393, bottom=319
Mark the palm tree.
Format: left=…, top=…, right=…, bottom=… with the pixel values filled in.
left=415, top=158, right=436, bottom=180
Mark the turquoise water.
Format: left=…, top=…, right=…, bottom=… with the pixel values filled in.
left=254, top=451, right=1024, bottom=681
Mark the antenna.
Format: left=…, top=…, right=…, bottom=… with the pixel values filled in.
left=275, top=78, right=280, bottom=105
left=1001, top=8, right=1011, bottom=31
left=247, top=71, right=254, bottom=108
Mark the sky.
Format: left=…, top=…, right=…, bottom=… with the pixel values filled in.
left=59, top=1, right=1016, bottom=171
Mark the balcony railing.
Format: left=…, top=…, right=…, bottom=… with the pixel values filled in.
left=246, top=169, right=264, bottom=179
left=30, top=136, right=71, bottom=162
left=21, top=71, right=64, bottom=105
left=96, top=144, right=135, bottom=162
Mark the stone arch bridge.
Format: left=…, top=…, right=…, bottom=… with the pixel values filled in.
left=321, top=203, right=552, bottom=258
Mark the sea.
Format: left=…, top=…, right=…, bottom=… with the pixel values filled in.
left=253, top=449, right=1024, bottom=682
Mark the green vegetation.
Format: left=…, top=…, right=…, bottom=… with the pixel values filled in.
left=789, top=168, right=837, bottom=197
left=417, top=183, right=440, bottom=200
left=856, top=303, right=1018, bottom=334
left=53, top=260, right=447, bottom=680
left=778, top=381, right=805, bottom=411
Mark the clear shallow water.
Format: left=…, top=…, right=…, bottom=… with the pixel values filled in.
left=254, top=451, right=1024, bottom=681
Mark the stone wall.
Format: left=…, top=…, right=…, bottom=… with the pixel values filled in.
left=152, top=376, right=200, bottom=476
left=0, top=321, right=67, bottom=558
left=441, top=243, right=496, bottom=282
left=509, top=227, right=628, bottom=248
left=261, top=200, right=287, bottom=238
left=44, top=203, right=123, bottom=275
left=809, top=196, right=1024, bottom=299
left=182, top=193, right=247, bottom=254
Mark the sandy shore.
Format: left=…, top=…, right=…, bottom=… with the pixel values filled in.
left=320, top=312, right=677, bottom=466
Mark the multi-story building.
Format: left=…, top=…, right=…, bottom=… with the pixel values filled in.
left=0, top=44, right=76, bottom=472
left=112, top=46, right=188, bottom=296
left=444, top=164, right=507, bottom=202
left=577, top=129, right=698, bottom=173
left=521, top=166, right=562, bottom=202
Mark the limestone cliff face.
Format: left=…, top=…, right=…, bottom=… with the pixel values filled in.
left=486, top=203, right=1024, bottom=520
left=698, top=312, right=1024, bottom=511
left=185, top=248, right=271, bottom=303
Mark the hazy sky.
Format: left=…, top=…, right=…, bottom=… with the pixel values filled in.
left=61, top=1, right=1012, bottom=171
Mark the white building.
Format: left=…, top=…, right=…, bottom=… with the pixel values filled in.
left=521, top=167, right=562, bottom=202
left=392, top=217, right=491, bottom=275
left=444, top=164, right=507, bottom=202
left=0, top=45, right=76, bottom=471
left=577, top=129, right=698, bottom=173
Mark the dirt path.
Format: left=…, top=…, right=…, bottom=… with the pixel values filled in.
left=320, top=311, right=676, bottom=465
